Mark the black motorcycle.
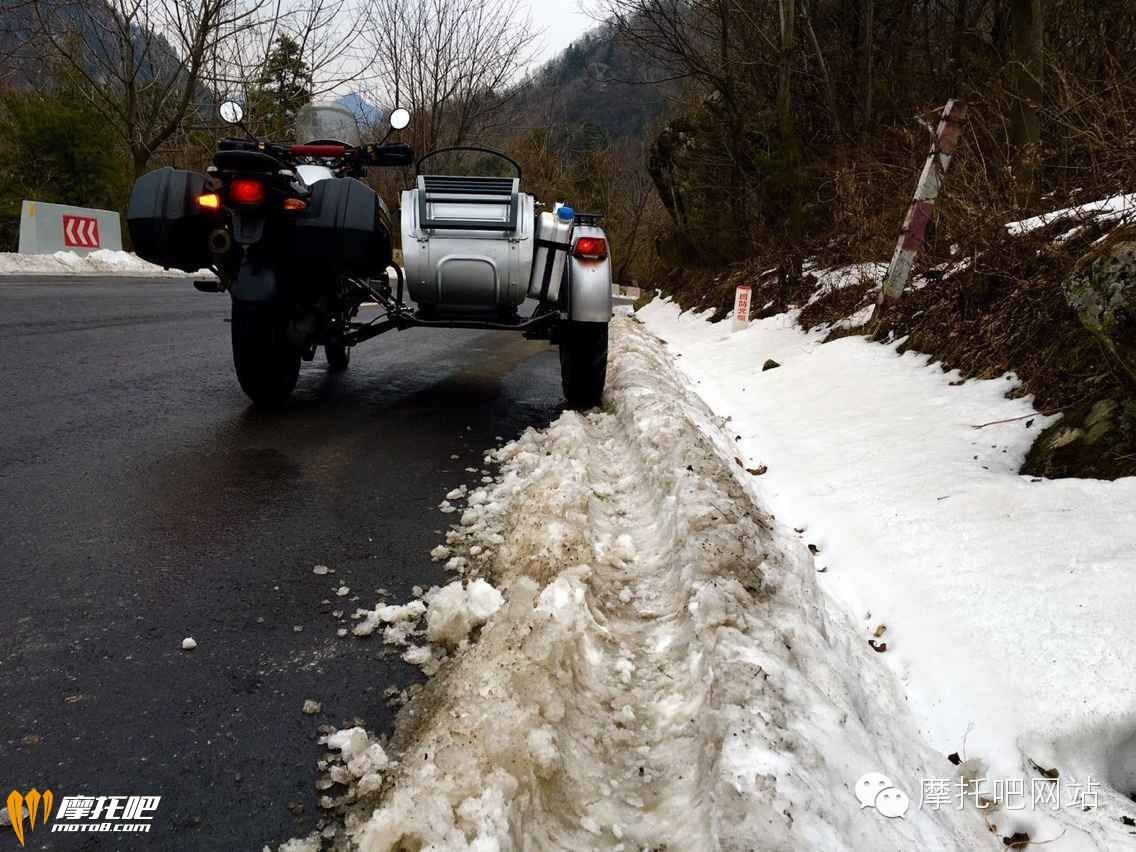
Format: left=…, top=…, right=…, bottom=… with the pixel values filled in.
left=127, top=102, right=414, bottom=404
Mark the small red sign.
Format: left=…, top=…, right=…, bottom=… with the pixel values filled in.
left=62, top=215, right=101, bottom=248
left=733, top=284, right=752, bottom=328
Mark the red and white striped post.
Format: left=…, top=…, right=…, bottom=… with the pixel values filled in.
left=874, top=99, right=968, bottom=318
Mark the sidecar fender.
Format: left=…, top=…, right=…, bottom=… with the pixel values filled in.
left=564, top=224, right=613, bottom=323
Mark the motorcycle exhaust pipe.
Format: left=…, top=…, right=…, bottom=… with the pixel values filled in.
left=208, top=228, right=232, bottom=255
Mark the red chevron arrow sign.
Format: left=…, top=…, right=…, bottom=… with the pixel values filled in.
left=62, top=215, right=101, bottom=248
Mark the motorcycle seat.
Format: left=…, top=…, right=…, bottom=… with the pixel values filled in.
left=213, top=149, right=286, bottom=173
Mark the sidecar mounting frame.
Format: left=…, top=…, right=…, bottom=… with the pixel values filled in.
left=337, top=271, right=559, bottom=346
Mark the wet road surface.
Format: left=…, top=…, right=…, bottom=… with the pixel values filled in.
left=0, top=276, right=563, bottom=850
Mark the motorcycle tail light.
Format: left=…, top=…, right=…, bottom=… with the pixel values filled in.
left=572, top=236, right=608, bottom=260
left=229, top=179, right=265, bottom=205
left=196, top=193, right=221, bottom=210
left=282, top=197, right=307, bottom=212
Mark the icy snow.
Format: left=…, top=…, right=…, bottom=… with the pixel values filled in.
left=1005, top=192, right=1136, bottom=236
left=325, top=727, right=371, bottom=762
left=267, top=835, right=321, bottom=852
left=308, top=726, right=391, bottom=820
left=351, top=600, right=426, bottom=639
left=0, top=250, right=215, bottom=277
left=321, top=317, right=994, bottom=852
left=348, top=578, right=505, bottom=655
left=424, top=579, right=503, bottom=646
left=268, top=302, right=1136, bottom=851
left=804, top=262, right=888, bottom=306
left=638, top=297, right=1136, bottom=849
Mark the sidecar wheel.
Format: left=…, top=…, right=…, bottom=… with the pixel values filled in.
left=325, top=343, right=350, bottom=372
left=559, top=321, right=608, bottom=410
left=231, top=302, right=300, bottom=406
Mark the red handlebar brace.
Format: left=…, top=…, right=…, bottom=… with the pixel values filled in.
left=290, top=144, right=347, bottom=157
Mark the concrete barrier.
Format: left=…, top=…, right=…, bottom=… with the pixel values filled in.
left=18, top=200, right=123, bottom=255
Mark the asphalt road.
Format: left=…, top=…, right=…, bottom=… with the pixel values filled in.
left=0, top=276, right=564, bottom=850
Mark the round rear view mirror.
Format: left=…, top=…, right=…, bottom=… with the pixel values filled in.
left=389, top=107, right=410, bottom=130
left=219, top=100, right=244, bottom=125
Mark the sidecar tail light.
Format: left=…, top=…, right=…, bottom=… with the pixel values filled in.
left=572, top=236, right=608, bottom=260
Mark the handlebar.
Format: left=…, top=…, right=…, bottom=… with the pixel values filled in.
left=216, top=138, right=413, bottom=169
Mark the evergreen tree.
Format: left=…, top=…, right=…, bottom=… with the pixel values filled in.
left=0, top=75, right=131, bottom=248
left=559, top=44, right=587, bottom=82
left=248, top=36, right=314, bottom=139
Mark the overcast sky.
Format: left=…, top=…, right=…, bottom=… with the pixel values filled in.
left=522, top=0, right=597, bottom=63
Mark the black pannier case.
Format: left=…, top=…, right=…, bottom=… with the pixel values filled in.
left=126, top=168, right=213, bottom=272
left=291, top=178, right=392, bottom=278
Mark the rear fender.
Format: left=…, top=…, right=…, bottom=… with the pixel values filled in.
left=229, top=258, right=277, bottom=303
left=231, top=210, right=265, bottom=246
left=564, top=224, right=612, bottom=323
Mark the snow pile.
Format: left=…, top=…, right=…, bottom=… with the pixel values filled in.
left=348, top=578, right=504, bottom=677
left=638, top=297, right=1136, bottom=848
left=328, top=317, right=992, bottom=851
left=351, top=600, right=426, bottom=640
left=324, top=726, right=390, bottom=795
left=803, top=261, right=888, bottom=305
left=350, top=579, right=502, bottom=646
left=262, top=726, right=392, bottom=852
left=423, top=578, right=503, bottom=646
left=0, top=250, right=214, bottom=277
left=1005, top=191, right=1136, bottom=238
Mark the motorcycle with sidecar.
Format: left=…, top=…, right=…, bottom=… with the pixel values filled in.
left=126, top=101, right=612, bottom=408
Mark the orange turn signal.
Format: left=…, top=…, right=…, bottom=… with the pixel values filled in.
left=196, top=193, right=221, bottom=210
left=282, top=197, right=307, bottom=212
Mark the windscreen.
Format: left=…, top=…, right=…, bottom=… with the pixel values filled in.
left=294, top=104, right=361, bottom=146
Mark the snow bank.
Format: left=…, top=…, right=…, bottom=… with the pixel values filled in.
left=803, top=261, right=888, bottom=305
left=329, top=317, right=992, bottom=851
left=0, top=250, right=214, bottom=277
left=638, top=297, right=1136, bottom=848
left=1005, top=192, right=1136, bottom=237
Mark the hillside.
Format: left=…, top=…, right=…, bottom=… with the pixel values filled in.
left=503, top=23, right=671, bottom=148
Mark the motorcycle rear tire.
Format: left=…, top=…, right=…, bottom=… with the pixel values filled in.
left=559, top=321, right=608, bottom=410
left=231, top=302, right=301, bottom=406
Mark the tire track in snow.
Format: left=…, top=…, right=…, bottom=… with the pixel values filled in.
left=521, top=380, right=725, bottom=848
left=323, top=318, right=995, bottom=852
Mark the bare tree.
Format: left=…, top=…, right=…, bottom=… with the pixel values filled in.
left=800, top=0, right=842, bottom=137
left=26, top=0, right=278, bottom=175
left=859, top=0, right=873, bottom=129
left=1009, top=0, right=1043, bottom=202
left=209, top=0, right=373, bottom=118
left=773, top=0, right=801, bottom=249
left=364, top=0, right=537, bottom=154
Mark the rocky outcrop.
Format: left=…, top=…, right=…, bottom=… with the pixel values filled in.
left=1022, top=398, right=1136, bottom=479
left=1062, top=224, right=1136, bottom=385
